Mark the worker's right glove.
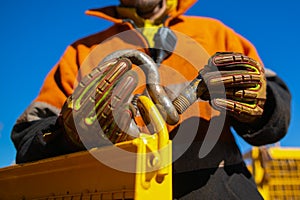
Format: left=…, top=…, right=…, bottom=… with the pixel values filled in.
left=198, top=52, right=266, bottom=123
left=58, top=58, right=138, bottom=150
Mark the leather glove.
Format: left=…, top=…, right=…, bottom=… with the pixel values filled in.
left=58, top=58, right=138, bottom=150
left=198, top=52, right=266, bottom=123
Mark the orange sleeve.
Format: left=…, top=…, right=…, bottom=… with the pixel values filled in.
left=34, top=45, right=79, bottom=110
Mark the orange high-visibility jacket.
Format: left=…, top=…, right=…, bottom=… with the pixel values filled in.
left=12, top=0, right=290, bottom=169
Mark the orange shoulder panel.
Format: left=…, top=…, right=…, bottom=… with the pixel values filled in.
left=169, top=16, right=263, bottom=64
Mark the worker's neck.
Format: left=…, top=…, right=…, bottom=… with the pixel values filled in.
left=137, top=1, right=167, bottom=21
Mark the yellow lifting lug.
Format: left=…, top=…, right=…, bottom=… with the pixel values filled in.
left=133, top=95, right=172, bottom=199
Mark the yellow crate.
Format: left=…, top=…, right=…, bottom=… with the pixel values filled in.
left=0, top=96, right=172, bottom=200
left=245, top=147, right=300, bottom=200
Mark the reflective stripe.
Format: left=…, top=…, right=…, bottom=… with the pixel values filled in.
left=16, top=101, right=60, bottom=124
left=265, top=68, right=277, bottom=78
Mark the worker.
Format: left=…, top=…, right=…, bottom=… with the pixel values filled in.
left=11, top=0, right=291, bottom=199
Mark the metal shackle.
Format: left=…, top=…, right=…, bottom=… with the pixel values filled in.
left=102, top=49, right=180, bottom=125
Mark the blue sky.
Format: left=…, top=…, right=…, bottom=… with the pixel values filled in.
left=0, top=0, right=299, bottom=167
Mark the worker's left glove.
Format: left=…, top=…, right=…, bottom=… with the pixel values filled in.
left=198, top=52, right=266, bottom=123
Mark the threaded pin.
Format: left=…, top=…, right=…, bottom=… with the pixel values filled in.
left=173, top=95, right=192, bottom=114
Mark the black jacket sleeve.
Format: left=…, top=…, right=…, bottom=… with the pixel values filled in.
left=11, top=116, right=78, bottom=163
left=232, top=73, right=291, bottom=146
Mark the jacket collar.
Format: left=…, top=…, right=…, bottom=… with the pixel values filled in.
left=85, top=0, right=198, bottom=27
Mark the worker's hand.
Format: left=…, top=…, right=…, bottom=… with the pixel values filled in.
left=59, top=58, right=138, bottom=149
left=198, top=52, right=266, bottom=123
